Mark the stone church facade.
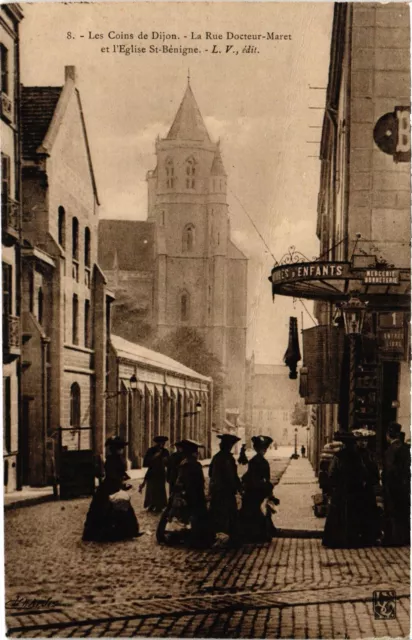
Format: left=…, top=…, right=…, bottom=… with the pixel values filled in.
left=99, top=81, right=248, bottom=426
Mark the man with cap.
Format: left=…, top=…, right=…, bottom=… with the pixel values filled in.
left=382, top=422, right=411, bottom=546
left=209, top=434, right=242, bottom=543
left=167, top=441, right=185, bottom=493
left=140, top=436, right=169, bottom=513
left=238, top=435, right=278, bottom=543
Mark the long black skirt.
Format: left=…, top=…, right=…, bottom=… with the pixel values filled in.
left=82, top=487, right=140, bottom=542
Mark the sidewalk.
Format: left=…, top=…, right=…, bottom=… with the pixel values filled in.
left=275, top=456, right=324, bottom=537
left=4, top=459, right=213, bottom=509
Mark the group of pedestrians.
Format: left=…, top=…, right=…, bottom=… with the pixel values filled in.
left=322, top=422, right=410, bottom=549
left=82, top=431, right=280, bottom=548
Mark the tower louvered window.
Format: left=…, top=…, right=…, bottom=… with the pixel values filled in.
left=166, top=159, right=175, bottom=188
left=185, top=157, right=196, bottom=189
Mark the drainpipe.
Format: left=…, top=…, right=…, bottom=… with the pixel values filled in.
left=41, top=337, right=50, bottom=485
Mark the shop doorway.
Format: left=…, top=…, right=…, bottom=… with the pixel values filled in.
left=379, top=361, right=400, bottom=457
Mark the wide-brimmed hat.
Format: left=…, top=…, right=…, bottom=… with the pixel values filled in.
left=180, top=439, right=204, bottom=452
left=105, top=435, right=128, bottom=449
left=154, top=435, right=169, bottom=443
left=217, top=434, right=241, bottom=446
left=352, top=428, right=376, bottom=439
left=252, top=435, right=273, bottom=448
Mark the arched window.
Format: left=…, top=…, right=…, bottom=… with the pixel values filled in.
left=182, top=224, right=195, bottom=252
left=180, top=291, right=190, bottom=322
left=165, top=158, right=175, bottom=189
left=70, top=382, right=81, bottom=428
left=37, top=287, right=43, bottom=324
left=84, top=227, right=91, bottom=267
left=185, top=157, right=196, bottom=189
left=72, top=217, right=79, bottom=260
left=58, top=206, right=65, bottom=248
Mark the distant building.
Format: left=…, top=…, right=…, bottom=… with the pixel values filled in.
left=245, top=359, right=304, bottom=446
left=99, top=80, right=248, bottom=427
left=20, top=66, right=113, bottom=486
left=1, top=3, right=24, bottom=492
left=106, top=335, right=213, bottom=466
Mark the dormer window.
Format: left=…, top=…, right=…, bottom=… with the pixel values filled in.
left=185, top=157, right=196, bottom=189
left=166, top=158, right=175, bottom=188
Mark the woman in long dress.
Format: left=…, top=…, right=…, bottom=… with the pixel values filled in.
left=322, top=430, right=380, bottom=549
left=140, top=436, right=169, bottom=513
left=82, top=436, right=140, bottom=542
left=237, top=435, right=279, bottom=543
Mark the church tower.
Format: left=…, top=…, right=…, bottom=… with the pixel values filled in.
left=147, top=79, right=248, bottom=424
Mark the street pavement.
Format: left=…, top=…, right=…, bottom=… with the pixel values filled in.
left=4, top=454, right=410, bottom=638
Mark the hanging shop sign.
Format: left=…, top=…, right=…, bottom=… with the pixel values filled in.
left=373, top=106, right=411, bottom=162
left=271, top=261, right=351, bottom=284
left=363, top=270, right=400, bottom=285
left=377, top=312, right=406, bottom=356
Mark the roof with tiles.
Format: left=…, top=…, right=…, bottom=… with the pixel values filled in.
left=21, top=86, right=62, bottom=159
left=166, top=82, right=211, bottom=143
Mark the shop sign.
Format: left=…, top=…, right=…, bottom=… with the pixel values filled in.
left=271, top=261, right=350, bottom=285
left=373, top=106, right=411, bottom=162
left=377, top=328, right=405, bottom=354
left=363, top=270, right=399, bottom=285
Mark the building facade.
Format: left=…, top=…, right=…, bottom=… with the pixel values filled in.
left=20, top=66, right=112, bottom=486
left=99, top=81, right=248, bottom=427
left=245, top=360, right=306, bottom=447
left=1, top=3, right=24, bottom=492
left=269, top=3, right=411, bottom=473
left=106, top=335, right=213, bottom=466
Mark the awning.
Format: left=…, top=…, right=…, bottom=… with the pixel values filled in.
left=269, top=254, right=410, bottom=309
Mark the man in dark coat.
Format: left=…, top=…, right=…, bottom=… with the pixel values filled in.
left=354, top=429, right=382, bottom=545
left=382, top=422, right=411, bottom=546
left=209, top=434, right=242, bottom=541
left=140, top=436, right=169, bottom=512
left=167, top=441, right=185, bottom=493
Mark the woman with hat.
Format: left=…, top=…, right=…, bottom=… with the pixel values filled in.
left=322, top=430, right=380, bottom=549
left=157, top=439, right=214, bottom=548
left=139, top=436, right=170, bottom=513
left=82, top=436, right=140, bottom=542
left=237, top=435, right=279, bottom=543
left=209, top=434, right=242, bottom=544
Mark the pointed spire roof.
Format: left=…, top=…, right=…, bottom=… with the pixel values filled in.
left=166, top=82, right=211, bottom=143
left=211, top=145, right=227, bottom=176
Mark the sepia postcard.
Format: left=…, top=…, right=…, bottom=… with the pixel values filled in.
left=1, top=1, right=411, bottom=638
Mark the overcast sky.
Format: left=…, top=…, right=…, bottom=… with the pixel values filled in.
left=20, top=2, right=333, bottom=365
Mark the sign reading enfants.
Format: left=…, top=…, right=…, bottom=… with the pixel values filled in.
left=271, top=262, right=350, bottom=284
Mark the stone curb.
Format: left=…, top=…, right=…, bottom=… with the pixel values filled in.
left=4, top=493, right=57, bottom=511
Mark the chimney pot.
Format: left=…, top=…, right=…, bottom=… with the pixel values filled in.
left=65, top=66, right=76, bottom=83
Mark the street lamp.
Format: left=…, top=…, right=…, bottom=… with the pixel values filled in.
left=341, top=295, right=368, bottom=431
left=184, top=402, right=202, bottom=418
left=130, top=374, right=138, bottom=392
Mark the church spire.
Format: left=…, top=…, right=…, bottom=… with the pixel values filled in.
left=166, top=81, right=211, bottom=143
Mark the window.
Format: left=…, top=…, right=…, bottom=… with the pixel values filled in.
left=72, top=294, right=79, bottom=345
left=29, top=271, right=34, bottom=313
left=166, top=158, right=175, bottom=188
left=84, top=299, right=91, bottom=348
left=3, top=377, right=11, bottom=452
left=58, top=207, right=66, bottom=248
left=2, top=262, right=11, bottom=318
left=1, top=154, right=10, bottom=210
left=180, top=292, right=189, bottom=322
left=182, top=224, right=195, bottom=252
left=84, top=227, right=91, bottom=268
left=72, top=217, right=79, bottom=260
left=37, top=287, right=43, bottom=325
left=70, top=382, right=81, bottom=428
left=0, top=45, right=9, bottom=95
left=185, top=157, right=196, bottom=189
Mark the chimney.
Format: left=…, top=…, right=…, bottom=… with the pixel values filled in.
left=65, top=66, right=76, bottom=83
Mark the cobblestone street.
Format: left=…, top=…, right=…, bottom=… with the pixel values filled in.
left=5, top=459, right=410, bottom=638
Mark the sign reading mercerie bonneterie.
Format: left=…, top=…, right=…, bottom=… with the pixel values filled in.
left=271, top=262, right=350, bottom=284
left=363, top=270, right=399, bottom=285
